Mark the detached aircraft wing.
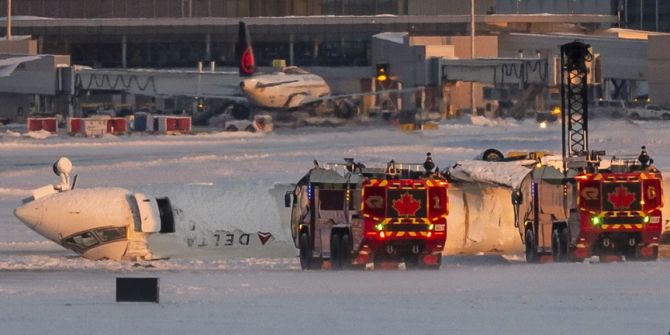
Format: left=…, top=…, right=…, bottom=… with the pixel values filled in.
left=0, top=55, right=42, bottom=77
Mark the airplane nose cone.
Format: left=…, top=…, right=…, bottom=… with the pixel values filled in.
left=14, top=203, right=42, bottom=228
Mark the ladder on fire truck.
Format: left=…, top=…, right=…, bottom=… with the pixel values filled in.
left=560, top=41, right=593, bottom=171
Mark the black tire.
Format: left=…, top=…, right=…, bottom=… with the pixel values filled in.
left=330, top=232, right=342, bottom=270
left=632, top=246, right=659, bottom=261
left=630, top=112, right=640, bottom=120
left=482, top=148, right=504, bottom=162
left=419, top=254, right=442, bottom=270
left=299, top=232, right=311, bottom=270
left=245, top=125, right=256, bottom=133
left=662, top=113, right=670, bottom=120
left=334, top=100, right=355, bottom=119
left=525, top=228, right=539, bottom=263
left=231, top=103, right=251, bottom=120
left=551, top=227, right=568, bottom=262
left=404, top=254, right=421, bottom=270
left=226, top=125, right=238, bottom=132
left=340, top=233, right=352, bottom=269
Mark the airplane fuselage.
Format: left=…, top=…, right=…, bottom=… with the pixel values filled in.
left=14, top=187, right=296, bottom=261
left=241, top=72, right=330, bottom=110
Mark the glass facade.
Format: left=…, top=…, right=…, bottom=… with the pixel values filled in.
left=4, top=0, right=409, bottom=18
left=68, top=38, right=371, bottom=68
left=622, top=0, right=670, bottom=32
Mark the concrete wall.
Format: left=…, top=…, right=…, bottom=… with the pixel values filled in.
left=0, top=38, right=37, bottom=55
left=648, top=35, right=670, bottom=108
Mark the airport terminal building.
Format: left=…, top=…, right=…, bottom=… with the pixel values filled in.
left=0, top=0, right=669, bottom=121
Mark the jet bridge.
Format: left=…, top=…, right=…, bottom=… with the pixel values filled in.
left=438, top=57, right=550, bottom=86
left=60, top=67, right=244, bottom=100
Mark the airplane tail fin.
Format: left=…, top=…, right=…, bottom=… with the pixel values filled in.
left=237, top=21, right=256, bottom=77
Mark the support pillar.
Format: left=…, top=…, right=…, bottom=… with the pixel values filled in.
left=121, top=35, right=127, bottom=69
left=205, top=33, right=211, bottom=61
left=289, top=33, right=294, bottom=66
left=397, top=81, right=402, bottom=112
left=6, top=0, right=11, bottom=40
left=371, top=77, right=376, bottom=107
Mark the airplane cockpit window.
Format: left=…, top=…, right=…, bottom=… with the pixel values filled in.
left=62, top=232, right=99, bottom=252
left=61, top=227, right=128, bottom=253
left=95, top=227, right=127, bottom=243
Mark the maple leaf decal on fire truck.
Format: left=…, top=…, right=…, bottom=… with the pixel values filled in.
left=607, top=185, right=636, bottom=210
left=392, top=192, right=422, bottom=217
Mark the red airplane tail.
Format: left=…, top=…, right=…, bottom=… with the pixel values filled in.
left=237, top=21, right=256, bottom=77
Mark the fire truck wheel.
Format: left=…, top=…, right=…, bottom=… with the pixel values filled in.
left=404, top=255, right=421, bottom=270
left=551, top=228, right=569, bottom=262
left=340, top=233, right=352, bottom=269
left=299, top=232, right=312, bottom=270
left=330, top=232, right=343, bottom=270
left=633, top=246, right=659, bottom=261
left=418, top=255, right=442, bottom=270
left=525, top=229, right=539, bottom=263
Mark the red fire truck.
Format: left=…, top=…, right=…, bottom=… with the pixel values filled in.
left=520, top=156, right=663, bottom=262
left=519, top=41, right=663, bottom=262
left=286, top=155, right=448, bottom=270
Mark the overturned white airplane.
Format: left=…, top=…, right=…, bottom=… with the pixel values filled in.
left=14, top=157, right=296, bottom=261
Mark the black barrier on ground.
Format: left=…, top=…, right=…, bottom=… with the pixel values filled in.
left=116, top=277, right=160, bottom=303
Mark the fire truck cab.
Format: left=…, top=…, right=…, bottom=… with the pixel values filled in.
left=521, top=152, right=663, bottom=262
left=286, top=155, right=448, bottom=270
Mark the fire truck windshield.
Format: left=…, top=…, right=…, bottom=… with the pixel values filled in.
left=320, top=189, right=346, bottom=210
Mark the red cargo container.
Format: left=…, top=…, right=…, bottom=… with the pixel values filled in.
left=67, top=118, right=83, bottom=135
left=106, top=118, right=128, bottom=135
left=27, top=117, right=58, bottom=133
left=153, top=116, right=192, bottom=134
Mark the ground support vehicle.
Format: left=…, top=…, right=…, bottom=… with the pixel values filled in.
left=625, top=104, right=670, bottom=120
left=286, top=156, right=448, bottom=270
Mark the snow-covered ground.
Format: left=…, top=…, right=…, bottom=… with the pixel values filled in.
left=1, top=117, right=670, bottom=334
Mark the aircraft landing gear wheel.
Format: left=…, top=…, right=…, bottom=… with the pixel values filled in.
left=482, top=148, right=504, bottom=162
left=551, top=227, right=569, bottom=262
left=525, top=229, right=539, bottom=263
left=330, top=232, right=342, bottom=270
left=299, top=232, right=312, bottom=270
